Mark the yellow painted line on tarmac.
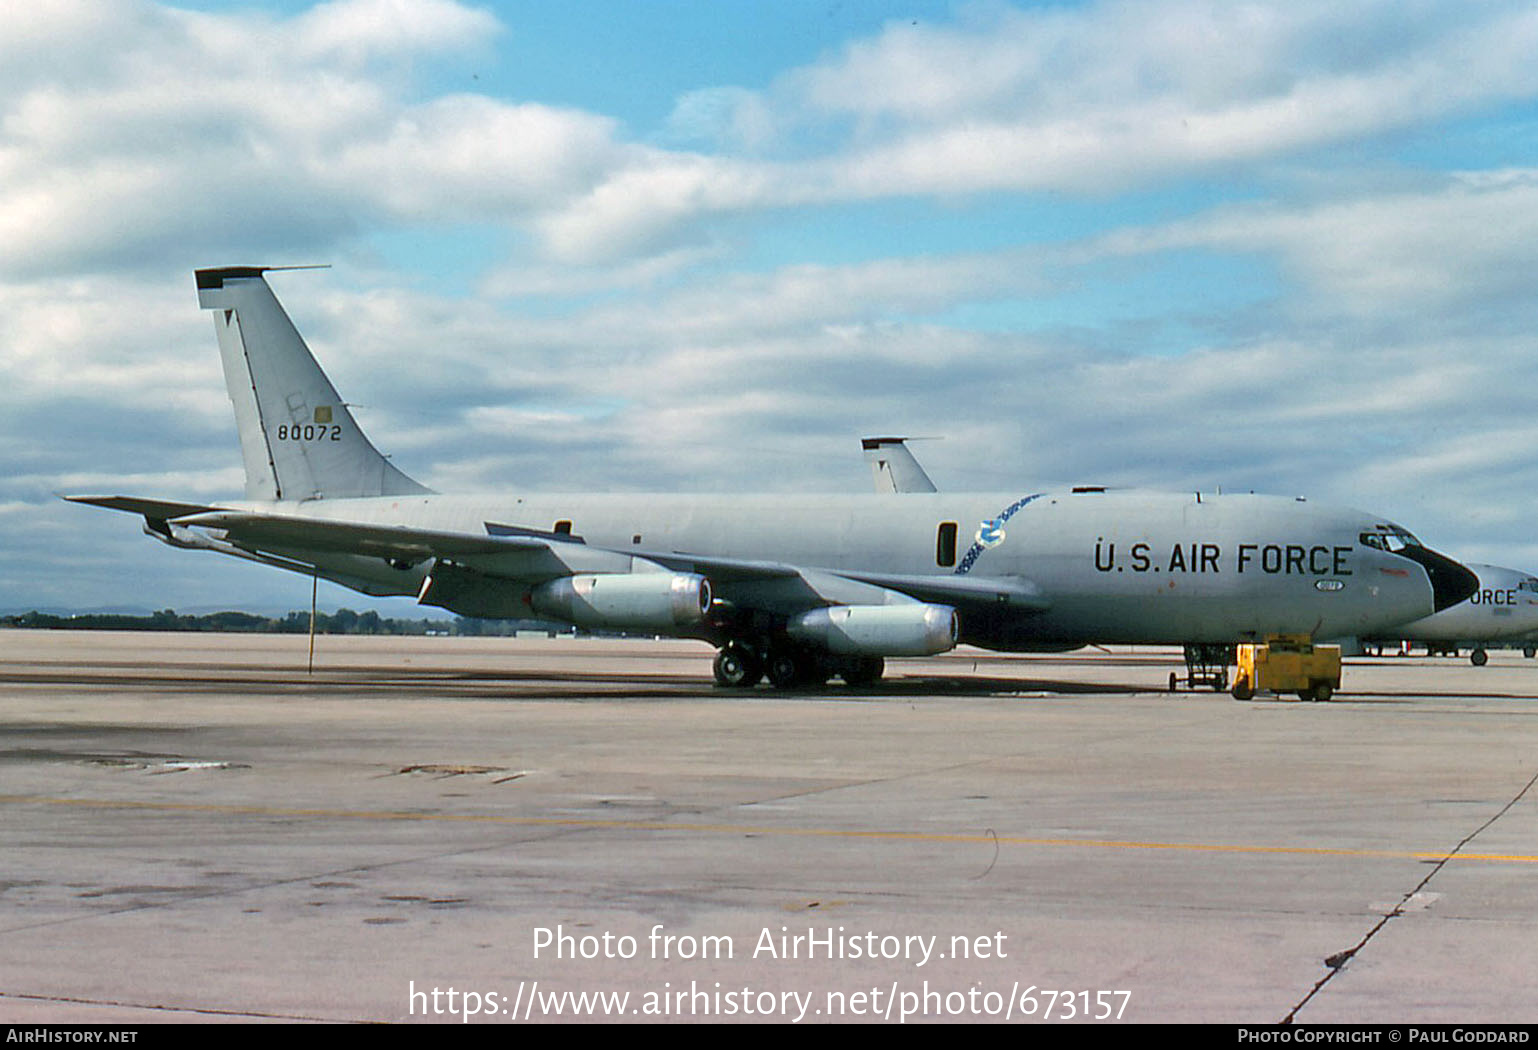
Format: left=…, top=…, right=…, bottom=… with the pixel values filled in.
left=2, top=793, right=1534, bottom=864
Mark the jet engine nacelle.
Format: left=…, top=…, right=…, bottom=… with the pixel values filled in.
left=787, top=603, right=958, bottom=656
left=530, top=572, right=711, bottom=630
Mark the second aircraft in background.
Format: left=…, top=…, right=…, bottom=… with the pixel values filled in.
left=1369, top=563, right=1538, bottom=665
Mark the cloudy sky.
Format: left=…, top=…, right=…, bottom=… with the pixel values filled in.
left=7, top=0, right=1538, bottom=613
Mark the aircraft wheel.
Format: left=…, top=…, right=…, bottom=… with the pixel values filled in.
left=766, top=648, right=806, bottom=689
left=1168, top=672, right=1178, bottom=693
left=1471, top=648, right=1489, bottom=667
left=841, top=656, right=884, bottom=687
left=713, top=644, right=762, bottom=688
left=1526, top=646, right=1536, bottom=659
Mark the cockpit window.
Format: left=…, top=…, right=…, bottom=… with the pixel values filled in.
left=1360, top=524, right=1421, bottom=552
left=1521, top=579, right=1538, bottom=594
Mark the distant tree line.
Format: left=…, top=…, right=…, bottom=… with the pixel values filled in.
left=1, top=609, right=566, bottom=637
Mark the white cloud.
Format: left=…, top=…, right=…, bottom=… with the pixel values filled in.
left=11, top=0, right=1537, bottom=276
left=660, top=86, right=768, bottom=149
left=1091, top=172, right=1538, bottom=319
left=323, top=95, right=621, bottom=217
left=0, top=0, right=615, bottom=276
left=538, top=1, right=1538, bottom=256
left=291, top=0, right=500, bottom=63
left=533, top=152, right=779, bottom=263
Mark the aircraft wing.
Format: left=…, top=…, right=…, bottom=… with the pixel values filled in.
left=175, top=510, right=542, bottom=561
left=830, top=570, right=1048, bottom=611
left=67, top=495, right=1050, bottom=625
left=569, top=548, right=1049, bottom=620
left=66, top=496, right=819, bottom=589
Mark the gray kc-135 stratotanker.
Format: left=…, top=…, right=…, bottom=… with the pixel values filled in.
left=68, top=268, right=1478, bottom=688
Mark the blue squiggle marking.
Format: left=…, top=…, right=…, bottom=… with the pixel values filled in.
left=954, top=493, right=1044, bottom=575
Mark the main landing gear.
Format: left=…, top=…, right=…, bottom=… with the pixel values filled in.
left=712, top=638, right=884, bottom=689
left=712, top=642, right=769, bottom=687
left=1429, top=644, right=1503, bottom=666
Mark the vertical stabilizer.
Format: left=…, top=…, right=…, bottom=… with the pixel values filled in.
left=862, top=437, right=938, bottom=494
left=195, top=267, right=431, bottom=501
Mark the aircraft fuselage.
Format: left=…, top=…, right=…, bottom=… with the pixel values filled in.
left=229, top=487, right=1445, bottom=649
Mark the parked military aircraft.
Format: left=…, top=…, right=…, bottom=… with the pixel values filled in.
left=69, top=268, right=1477, bottom=688
left=1370, top=563, right=1538, bottom=665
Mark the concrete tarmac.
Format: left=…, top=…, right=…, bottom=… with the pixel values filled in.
left=2, top=629, right=1538, bottom=1024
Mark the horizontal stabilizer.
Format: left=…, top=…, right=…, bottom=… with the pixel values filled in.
left=63, top=494, right=220, bottom=520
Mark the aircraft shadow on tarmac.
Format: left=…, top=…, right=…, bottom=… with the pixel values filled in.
left=0, top=664, right=1149, bottom=700
left=13, top=659, right=1528, bottom=700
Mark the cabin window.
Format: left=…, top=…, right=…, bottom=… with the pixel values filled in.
left=554, top=520, right=572, bottom=535
left=936, top=522, right=958, bottom=567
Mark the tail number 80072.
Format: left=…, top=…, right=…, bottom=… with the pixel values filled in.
left=275, top=424, right=342, bottom=441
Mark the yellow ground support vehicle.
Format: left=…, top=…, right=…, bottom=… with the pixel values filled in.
left=1231, top=635, right=1341, bottom=701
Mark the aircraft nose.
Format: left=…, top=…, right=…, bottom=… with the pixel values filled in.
left=1397, top=546, right=1480, bottom=612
